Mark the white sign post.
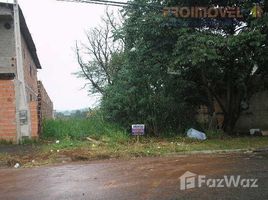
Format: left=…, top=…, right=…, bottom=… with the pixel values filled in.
left=132, top=124, right=145, bottom=143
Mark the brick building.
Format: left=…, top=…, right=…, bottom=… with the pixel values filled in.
left=0, top=2, right=53, bottom=143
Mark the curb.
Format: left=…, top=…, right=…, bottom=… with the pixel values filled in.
left=166, top=147, right=268, bottom=156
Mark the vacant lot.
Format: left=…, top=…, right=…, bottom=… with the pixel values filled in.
left=0, top=135, right=268, bottom=168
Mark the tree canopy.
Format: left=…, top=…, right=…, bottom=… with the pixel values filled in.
left=78, top=0, right=268, bottom=135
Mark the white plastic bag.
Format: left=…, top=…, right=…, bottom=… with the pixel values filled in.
left=187, top=128, right=207, bottom=140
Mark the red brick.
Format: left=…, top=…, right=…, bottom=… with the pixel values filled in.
left=0, top=79, right=16, bottom=141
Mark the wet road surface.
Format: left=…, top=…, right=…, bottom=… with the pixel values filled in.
left=0, top=153, right=267, bottom=200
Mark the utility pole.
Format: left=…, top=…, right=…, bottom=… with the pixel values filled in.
left=13, top=0, right=31, bottom=143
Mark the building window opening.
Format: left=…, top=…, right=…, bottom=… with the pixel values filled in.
left=4, top=22, right=11, bottom=30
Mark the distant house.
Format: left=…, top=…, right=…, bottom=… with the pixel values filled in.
left=0, top=2, right=53, bottom=142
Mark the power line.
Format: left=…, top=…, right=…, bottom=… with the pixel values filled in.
left=57, top=0, right=132, bottom=7
left=56, top=0, right=163, bottom=10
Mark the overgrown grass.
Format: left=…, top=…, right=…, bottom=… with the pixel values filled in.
left=0, top=139, right=14, bottom=145
left=42, top=114, right=128, bottom=141
left=1, top=116, right=268, bottom=168
left=41, top=116, right=268, bottom=153
left=40, top=116, right=268, bottom=160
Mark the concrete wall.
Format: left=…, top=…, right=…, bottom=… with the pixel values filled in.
left=0, top=4, right=12, bottom=16
left=0, top=17, right=15, bottom=68
left=235, top=90, right=268, bottom=132
left=197, top=91, right=268, bottom=133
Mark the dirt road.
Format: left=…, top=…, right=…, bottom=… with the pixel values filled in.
left=0, top=153, right=267, bottom=200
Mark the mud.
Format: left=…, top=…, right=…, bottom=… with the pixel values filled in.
left=0, top=153, right=267, bottom=200
left=0, top=145, right=39, bottom=155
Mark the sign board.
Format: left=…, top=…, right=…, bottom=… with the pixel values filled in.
left=132, top=124, right=145, bottom=136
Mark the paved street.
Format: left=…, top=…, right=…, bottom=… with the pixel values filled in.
left=0, top=153, right=267, bottom=200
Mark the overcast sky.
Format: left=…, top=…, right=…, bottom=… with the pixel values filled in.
left=4, top=0, right=125, bottom=111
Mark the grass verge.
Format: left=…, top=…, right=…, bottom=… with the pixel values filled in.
left=0, top=136, right=268, bottom=168
left=1, top=117, right=268, bottom=168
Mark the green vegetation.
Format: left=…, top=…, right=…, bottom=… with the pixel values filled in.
left=51, top=136, right=268, bottom=154
left=76, top=0, right=268, bottom=135
left=1, top=131, right=268, bottom=168
left=42, top=117, right=127, bottom=141
left=0, top=117, right=267, bottom=168
left=41, top=117, right=268, bottom=154
left=0, top=140, right=13, bottom=145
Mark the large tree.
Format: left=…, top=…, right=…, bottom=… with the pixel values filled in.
left=75, top=10, right=124, bottom=95
left=172, top=29, right=268, bottom=133
left=102, top=0, right=268, bottom=134
left=102, top=0, right=201, bottom=134
left=169, top=0, right=268, bottom=133
left=76, top=0, right=268, bottom=135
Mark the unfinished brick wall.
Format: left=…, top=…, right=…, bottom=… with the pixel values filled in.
left=37, top=81, right=53, bottom=134
left=37, top=81, right=53, bottom=118
left=0, top=78, right=16, bottom=142
left=30, top=101, right=38, bottom=138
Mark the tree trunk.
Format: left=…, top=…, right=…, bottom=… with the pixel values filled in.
left=200, top=69, right=216, bottom=130
left=223, top=90, right=242, bottom=135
